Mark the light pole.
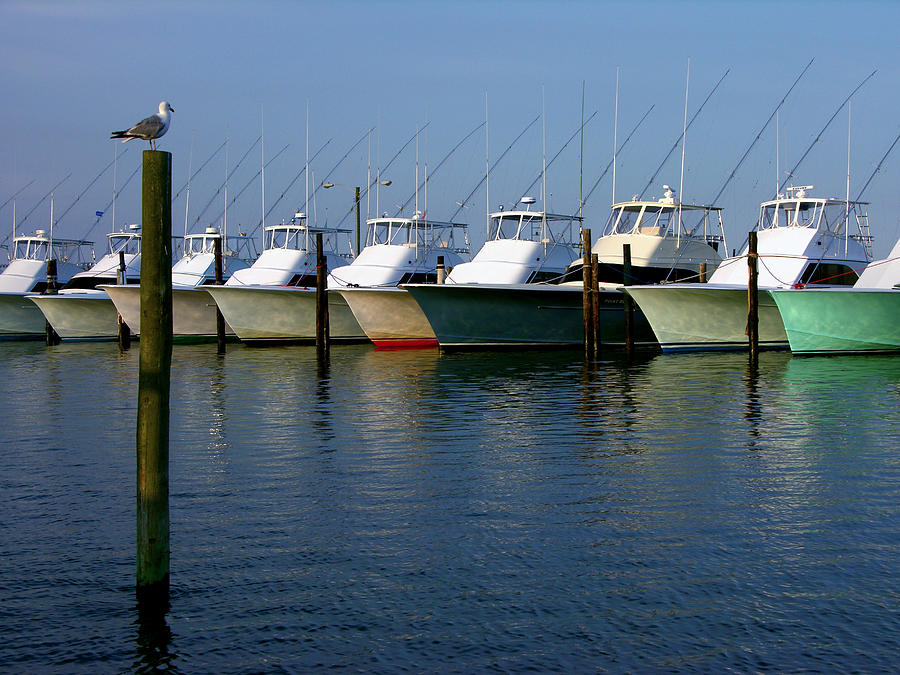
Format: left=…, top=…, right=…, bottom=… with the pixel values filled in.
left=323, top=180, right=391, bottom=257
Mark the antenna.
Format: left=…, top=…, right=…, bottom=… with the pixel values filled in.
left=112, top=144, right=118, bottom=232
left=613, top=67, right=619, bottom=205
left=846, top=101, right=851, bottom=256
left=541, top=84, right=547, bottom=238
left=485, top=91, right=490, bottom=240
left=184, top=132, right=194, bottom=238
left=678, top=58, right=690, bottom=248
left=260, top=105, right=265, bottom=251
left=305, top=100, right=310, bottom=220
left=223, top=136, right=229, bottom=238
left=579, top=80, right=585, bottom=219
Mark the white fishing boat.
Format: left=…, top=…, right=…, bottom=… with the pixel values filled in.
left=0, top=230, right=93, bottom=338
left=338, top=198, right=577, bottom=348
left=405, top=188, right=725, bottom=349
left=29, top=226, right=142, bottom=340
left=205, top=212, right=358, bottom=342
left=208, top=214, right=468, bottom=344
left=770, top=234, right=900, bottom=354
left=102, top=226, right=255, bottom=340
left=624, top=185, right=873, bottom=352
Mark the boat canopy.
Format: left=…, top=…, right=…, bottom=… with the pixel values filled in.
left=175, top=227, right=259, bottom=260
left=757, top=185, right=872, bottom=257
left=106, top=229, right=142, bottom=257
left=601, top=187, right=725, bottom=249
left=364, top=216, right=469, bottom=257
left=488, top=209, right=582, bottom=248
left=263, top=213, right=350, bottom=253
left=10, top=231, right=93, bottom=265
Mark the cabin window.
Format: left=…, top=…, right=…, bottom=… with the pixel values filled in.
left=798, top=263, right=858, bottom=287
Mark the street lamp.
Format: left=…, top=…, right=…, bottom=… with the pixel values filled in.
left=323, top=180, right=391, bottom=257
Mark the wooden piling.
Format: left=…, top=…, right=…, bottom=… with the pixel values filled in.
left=582, top=228, right=593, bottom=358
left=214, top=236, right=226, bottom=354
left=136, top=150, right=172, bottom=602
left=590, top=253, right=601, bottom=357
left=44, top=259, right=60, bottom=346
left=747, top=231, right=759, bottom=360
left=699, top=262, right=707, bottom=283
left=436, top=255, right=446, bottom=284
left=117, top=250, right=131, bottom=350
left=315, top=232, right=329, bottom=359
left=623, top=243, right=634, bottom=353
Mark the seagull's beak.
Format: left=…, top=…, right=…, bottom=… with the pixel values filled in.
left=169, top=105, right=175, bottom=112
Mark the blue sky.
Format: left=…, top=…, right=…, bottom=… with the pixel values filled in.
left=3, top=0, right=900, bottom=257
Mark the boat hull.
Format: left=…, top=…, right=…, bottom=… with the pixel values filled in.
left=404, top=283, right=655, bottom=349
left=0, top=291, right=47, bottom=338
left=771, top=287, right=900, bottom=354
left=205, top=285, right=366, bottom=343
left=103, top=284, right=235, bottom=340
left=338, top=286, right=438, bottom=349
left=623, top=284, right=787, bottom=352
left=28, top=292, right=121, bottom=340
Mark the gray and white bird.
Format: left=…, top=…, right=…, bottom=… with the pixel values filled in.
left=110, top=101, right=174, bottom=150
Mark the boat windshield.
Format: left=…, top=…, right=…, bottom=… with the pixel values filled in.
left=365, top=217, right=468, bottom=255
left=266, top=225, right=309, bottom=250
left=488, top=211, right=581, bottom=247
left=108, top=233, right=141, bottom=256
left=14, top=238, right=49, bottom=260
left=602, top=202, right=724, bottom=244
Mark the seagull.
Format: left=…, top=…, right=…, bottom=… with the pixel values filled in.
left=110, top=101, right=174, bottom=150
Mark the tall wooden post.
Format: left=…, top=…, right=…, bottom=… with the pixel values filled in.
left=213, top=236, right=226, bottom=354
left=117, top=250, right=131, bottom=350
left=699, top=262, right=707, bottom=284
left=623, top=243, right=634, bottom=353
left=44, top=259, right=60, bottom=345
left=747, top=231, right=759, bottom=360
left=136, top=150, right=172, bottom=604
left=581, top=228, right=593, bottom=358
left=315, top=232, right=329, bottom=359
left=590, top=253, right=601, bottom=357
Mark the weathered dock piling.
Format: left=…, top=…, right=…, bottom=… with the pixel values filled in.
left=117, top=250, right=131, bottom=350
left=44, top=259, right=60, bottom=345
left=747, top=231, right=759, bottom=361
left=315, top=232, right=329, bottom=360
left=623, top=243, right=634, bottom=353
left=590, top=253, right=600, bottom=357
left=581, top=228, right=593, bottom=358
left=214, top=236, right=226, bottom=354
left=436, top=255, right=446, bottom=284
left=136, top=150, right=172, bottom=603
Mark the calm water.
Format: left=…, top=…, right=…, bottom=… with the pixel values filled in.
left=1, top=341, right=899, bottom=673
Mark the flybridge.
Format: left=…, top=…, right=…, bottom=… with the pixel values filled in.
left=758, top=185, right=873, bottom=259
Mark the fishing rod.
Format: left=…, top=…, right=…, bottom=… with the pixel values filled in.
left=172, top=139, right=227, bottom=205
left=448, top=114, right=540, bottom=223
left=190, top=136, right=261, bottom=228
left=580, top=104, right=655, bottom=210
left=78, top=158, right=143, bottom=242
left=637, top=68, right=730, bottom=200
left=305, top=126, right=374, bottom=217
left=393, top=121, right=485, bottom=217
left=336, top=123, right=431, bottom=227
left=254, top=137, right=332, bottom=231
left=11, top=172, right=72, bottom=234
left=708, top=58, right=813, bottom=207
left=0, top=178, right=37, bottom=215
left=853, top=128, right=900, bottom=202
left=779, top=69, right=877, bottom=195
left=52, top=154, right=119, bottom=230
left=513, top=110, right=599, bottom=208
left=207, top=143, right=291, bottom=233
